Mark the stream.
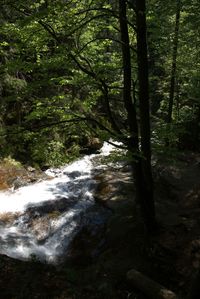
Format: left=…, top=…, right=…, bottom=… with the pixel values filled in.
left=0, top=142, right=118, bottom=264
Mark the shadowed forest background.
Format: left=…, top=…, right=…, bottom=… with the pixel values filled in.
left=0, top=0, right=200, bottom=298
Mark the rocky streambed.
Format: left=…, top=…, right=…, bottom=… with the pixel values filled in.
left=0, top=142, right=125, bottom=264
left=1, top=147, right=200, bottom=298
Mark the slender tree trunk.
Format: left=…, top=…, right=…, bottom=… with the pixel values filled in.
left=118, top=0, right=137, bottom=139
left=135, top=0, right=156, bottom=230
left=119, top=0, right=156, bottom=232
left=167, top=0, right=181, bottom=124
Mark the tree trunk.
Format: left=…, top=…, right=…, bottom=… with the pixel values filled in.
left=167, top=0, right=181, bottom=124
left=119, top=0, right=156, bottom=232
left=135, top=0, right=156, bottom=230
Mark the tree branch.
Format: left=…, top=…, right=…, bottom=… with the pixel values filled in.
left=77, top=37, right=137, bottom=55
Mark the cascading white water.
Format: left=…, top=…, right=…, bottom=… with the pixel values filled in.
left=0, top=141, right=120, bottom=264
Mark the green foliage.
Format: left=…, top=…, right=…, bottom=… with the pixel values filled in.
left=31, top=139, right=66, bottom=167
left=3, top=74, right=27, bottom=92
left=2, top=156, right=22, bottom=169
left=0, top=0, right=200, bottom=167
left=153, top=121, right=179, bottom=148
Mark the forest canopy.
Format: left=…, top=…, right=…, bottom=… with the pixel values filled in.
left=0, top=0, right=200, bottom=167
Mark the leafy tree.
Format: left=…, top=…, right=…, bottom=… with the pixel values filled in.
left=1, top=0, right=200, bottom=229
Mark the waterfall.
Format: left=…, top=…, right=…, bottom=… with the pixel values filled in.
left=0, top=141, right=119, bottom=264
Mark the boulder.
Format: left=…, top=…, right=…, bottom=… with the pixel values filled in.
left=80, top=137, right=103, bottom=155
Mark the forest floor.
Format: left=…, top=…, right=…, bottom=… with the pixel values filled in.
left=0, top=151, right=200, bottom=298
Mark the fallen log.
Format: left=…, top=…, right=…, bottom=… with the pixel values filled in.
left=127, top=269, right=178, bottom=299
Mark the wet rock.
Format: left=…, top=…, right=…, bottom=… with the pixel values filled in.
left=45, top=168, right=61, bottom=177
left=64, top=171, right=81, bottom=178
left=80, top=137, right=103, bottom=155
left=26, top=197, right=78, bottom=217
left=89, top=137, right=103, bottom=150
left=0, top=212, right=21, bottom=225
left=13, top=214, right=30, bottom=227
left=26, top=166, right=36, bottom=172
left=31, top=216, right=51, bottom=243
left=12, top=177, right=28, bottom=190
left=66, top=204, right=111, bottom=263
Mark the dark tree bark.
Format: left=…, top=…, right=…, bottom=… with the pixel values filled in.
left=119, top=0, right=156, bottom=232
left=118, top=0, right=138, bottom=140
left=167, top=0, right=181, bottom=124
left=135, top=0, right=156, bottom=230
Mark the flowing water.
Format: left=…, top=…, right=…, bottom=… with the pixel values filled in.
left=0, top=142, right=118, bottom=264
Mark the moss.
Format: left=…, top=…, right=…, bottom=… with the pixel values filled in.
left=2, top=156, right=23, bottom=168
left=47, top=210, right=61, bottom=219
